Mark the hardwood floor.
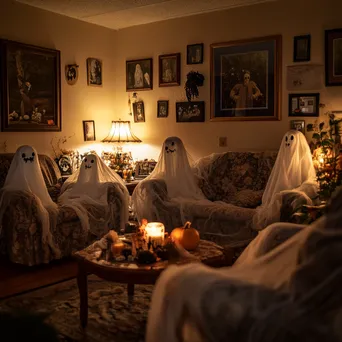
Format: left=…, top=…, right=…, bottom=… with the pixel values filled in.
left=0, top=257, right=78, bottom=299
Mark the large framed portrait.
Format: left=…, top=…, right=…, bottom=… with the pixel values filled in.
left=0, top=39, right=61, bottom=132
left=325, top=28, right=342, bottom=86
left=126, top=58, right=153, bottom=91
left=210, top=35, right=282, bottom=121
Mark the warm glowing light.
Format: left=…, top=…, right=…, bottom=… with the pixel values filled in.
left=102, top=120, right=142, bottom=143
left=145, top=222, right=165, bottom=247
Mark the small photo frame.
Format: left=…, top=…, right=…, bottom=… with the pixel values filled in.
left=293, top=35, right=311, bottom=62
left=176, top=101, right=205, bottom=122
left=133, top=101, right=145, bottom=122
left=288, top=93, right=320, bottom=117
left=159, top=53, right=181, bottom=87
left=87, top=58, right=102, bottom=86
left=290, top=120, right=305, bottom=133
left=187, top=43, right=204, bottom=64
left=126, top=58, right=153, bottom=91
left=83, top=120, right=96, bottom=141
left=157, top=100, right=169, bottom=118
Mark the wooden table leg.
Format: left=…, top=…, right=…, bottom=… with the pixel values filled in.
left=127, top=283, right=135, bottom=297
left=77, top=262, right=88, bottom=329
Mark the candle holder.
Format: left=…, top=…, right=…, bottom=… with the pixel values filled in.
left=145, top=222, right=165, bottom=249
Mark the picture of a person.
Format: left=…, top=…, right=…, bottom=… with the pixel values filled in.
left=162, top=60, right=174, bottom=82
left=230, top=71, right=262, bottom=109
left=134, top=64, right=144, bottom=88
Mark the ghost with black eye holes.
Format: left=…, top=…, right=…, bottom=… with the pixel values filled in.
left=285, top=134, right=294, bottom=147
left=165, top=140, right=176, bottom=154
left=21, top=151, right=36, bottom=163
left=84, top=157, right=96, bottom=169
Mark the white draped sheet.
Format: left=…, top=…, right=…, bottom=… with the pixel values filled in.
left=58, top=153, right=129, bottom=236
left=146, top=186, right=342, bottom=342
left=0, top=145, right=60, bottom=256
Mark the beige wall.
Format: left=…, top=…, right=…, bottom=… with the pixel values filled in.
left=115, top=0, right=342, bottom=161
left=0, top=0, right=341, bottom=162
left=0, top=0, right=118, bottom=157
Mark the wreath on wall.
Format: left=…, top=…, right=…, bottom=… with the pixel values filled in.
left=185, top=71, right=204, bottom=102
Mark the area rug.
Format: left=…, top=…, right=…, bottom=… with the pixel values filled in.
left=0, top=275, right=153, bottom=341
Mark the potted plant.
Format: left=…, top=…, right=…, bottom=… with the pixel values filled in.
left=184, top=71, right=204, bottom=102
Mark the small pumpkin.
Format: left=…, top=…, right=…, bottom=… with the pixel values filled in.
left=170, top=221, right=200, bottom=251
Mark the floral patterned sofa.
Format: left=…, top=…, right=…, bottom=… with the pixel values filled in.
left=136, top=152, right=311, bottom=247
left=0, top=154, right=126, bottom=266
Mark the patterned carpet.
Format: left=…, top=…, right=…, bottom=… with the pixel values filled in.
left=0, top=275, right=153, bottom=341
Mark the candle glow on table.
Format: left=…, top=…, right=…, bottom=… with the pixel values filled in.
left=145, top=222, right=165, bottom=247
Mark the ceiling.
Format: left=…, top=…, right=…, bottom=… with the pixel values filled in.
left=16, top=0, right=276, bottom=30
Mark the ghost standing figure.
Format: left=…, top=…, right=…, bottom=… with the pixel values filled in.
left=253, top=130, right=317, bottom=230
left=132, top=137, right=206, bottom=225
left=58, top=153, right=129, bottom=235
left=0, top=145, right=60, bottom=256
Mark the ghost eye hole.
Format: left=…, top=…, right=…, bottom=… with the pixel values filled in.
left=22, top=153, right=26, bottom=158
left=32, top=152, right=35, bottom=157
left=285, top=136, right=288, bottom=142
left=171, top=141, right=175, bottom=146
left=84, top=158, right=88, bottom=162
left=91, top=160, right=94, bottom=163
left=291, top=135, right=294, bottom=141
left=165, top=146, right=168, bottom=150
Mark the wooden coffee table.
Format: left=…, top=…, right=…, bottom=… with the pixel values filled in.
left=74, top=236, right=232, bottom=328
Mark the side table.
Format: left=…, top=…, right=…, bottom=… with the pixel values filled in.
left=125, top=179, right=141, bottom=195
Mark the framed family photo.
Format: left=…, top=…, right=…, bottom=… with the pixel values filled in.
left=176, top=101, right=205, bottom=122
left=187, top=43, right=204, bottom=64
left=0, top=39, right=61, bottom=132
left=325, top=28, right=342, bottom=86
left=133, top=101, right=145, bottom=122
left=157, top=100, right=169, bottom=118
left=293, top=35, right=311, bottom=62
left=159, top=53, right=180, bottom=87
left=126, top=58, right=153, bottom=91
left=290, top=119, right=305, bottom=133
left=288, top=93, right=320, bottom=117
left=83, top=120, right=96, bottom=141
left=210, top=35, right=282, bottom=121
left=87, top=58, right=102, bottom=86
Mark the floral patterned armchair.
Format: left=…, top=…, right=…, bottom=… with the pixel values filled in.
left=0, top=154, right=126, bottom=266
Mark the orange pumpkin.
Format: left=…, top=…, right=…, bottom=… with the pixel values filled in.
left=170, top=221, right=200, bottom=251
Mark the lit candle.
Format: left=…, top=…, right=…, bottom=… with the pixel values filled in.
left=145, top=222, right=165, bottom=248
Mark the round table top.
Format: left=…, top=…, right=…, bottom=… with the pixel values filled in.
left=74, top=237, right=226, bottom=273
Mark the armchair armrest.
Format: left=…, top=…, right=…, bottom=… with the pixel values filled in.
left=280, top=191, right=313, bottom=222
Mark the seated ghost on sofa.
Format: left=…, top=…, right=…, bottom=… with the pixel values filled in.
left=132, top=136, right=208, bottom=227
left=0, top=145, right=60, bottom=256
left=58, top=153, right=129, bottom=236
left=253, top=130, right=318, bottom=231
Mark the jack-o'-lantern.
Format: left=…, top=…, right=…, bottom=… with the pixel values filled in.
left=170, top=221, right=200, bottom=251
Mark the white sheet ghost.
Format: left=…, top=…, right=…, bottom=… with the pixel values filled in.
left=58, top=153, right=129, bottom=235
left=132, top=136, right=206, bottom=225
left=253, top=130, right=317, bottom=230
left=0, top=145, right=60, bottom=256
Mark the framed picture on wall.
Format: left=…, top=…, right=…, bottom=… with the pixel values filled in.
left=133, top=101, right=145, bottom=122
left=187, top=43, right=204, bottom=64
left=87, top=58, right=102, bottom=86
left=157, top=100, right=169, bottom=118
left=159, top=53, right=181, bottom=87
left=293, top=35, right=311, bottom=62
left=0, top=39, right=61, bottom=132
left=176, top=101, right=205, bottom=122
left=210, top=35, right=282, bottom=121
left=325, top=28, right=342, bottom=86
left=288, top=93, right=320, bottom=117
left=83, top=120, right=96, bottom=141
left=126, top=58, right=153, bottom=91
left=290, top=119, right=305, bottom=133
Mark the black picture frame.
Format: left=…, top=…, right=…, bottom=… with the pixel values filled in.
left=159, top=53, right=181, bottom=87
left=176, top=101, right=205, bottom=122
left=325, top=28, right=342, bottom=86
left=293, top=35, right=311, bottom=62
left=210, top=35, right=282, bottom=121
left=126, top=58, right=153, bottom=91
left=87, top=58, right=102, bottom=86
left=187, top=43, right=204, bottom=64
left=133, top=101, right=145, bottom=122
left=0, top=39, right=61, bottom=132
left=157, top=100, right=169, bottom=118
left=288, top=93, right=320, bottom=117
left=83, top=120, right=96, bottom=141
left=290, top=119, right=305, bottom=133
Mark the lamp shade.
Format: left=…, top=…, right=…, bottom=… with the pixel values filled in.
left=102, top=120, right=142, bottom=143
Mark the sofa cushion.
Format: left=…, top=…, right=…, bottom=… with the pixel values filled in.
left=230, top=189, right=263, bottom=208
